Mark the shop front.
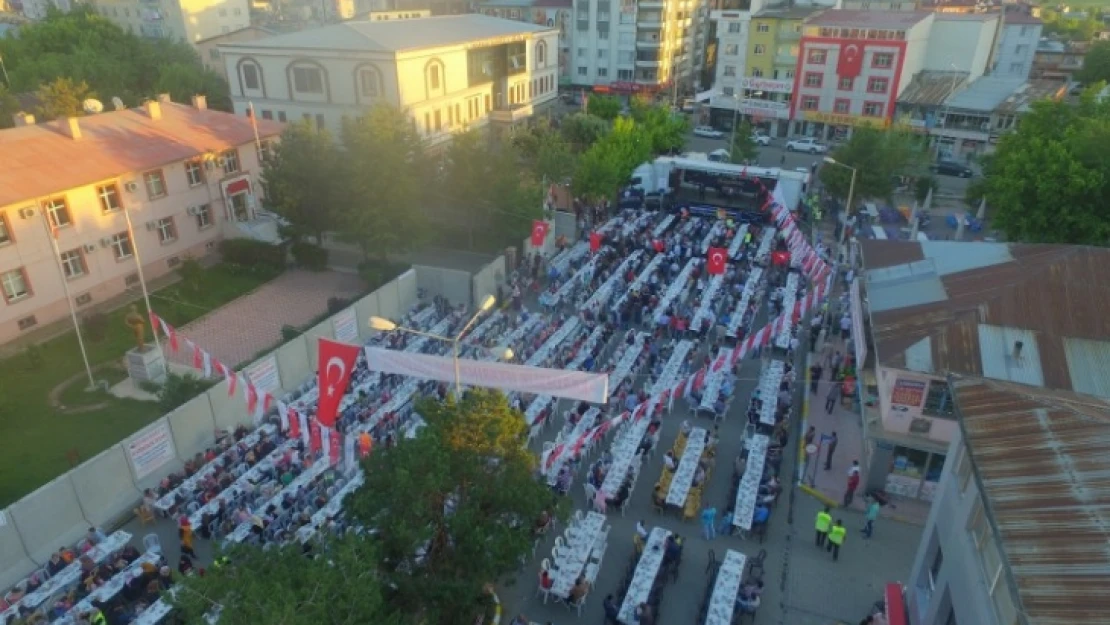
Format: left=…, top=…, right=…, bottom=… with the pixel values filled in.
left=797, top=110, right=891, bottom=141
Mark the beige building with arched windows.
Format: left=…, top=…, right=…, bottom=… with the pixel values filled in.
left=217, top=14, right=560, bottom=147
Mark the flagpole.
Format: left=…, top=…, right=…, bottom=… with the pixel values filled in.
left=120, top=203, right=168, bottom=377
left=40, top=210, right=95, bottom=388
left=247, top=101, right=263, bottom=157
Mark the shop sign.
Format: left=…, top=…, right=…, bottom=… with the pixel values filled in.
left=891, top=378, right=926, bottom=408
left=738, top=76, right=794, bottom=93
left=739, top=98, right=789, bottom=119
left=803, top=110, right=889, bottom=128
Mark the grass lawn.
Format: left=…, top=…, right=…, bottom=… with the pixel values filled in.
left=0, top=263, right=279, bottom=508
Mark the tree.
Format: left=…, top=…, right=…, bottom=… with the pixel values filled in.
left=629, top=96, right=689, bottom=155
left=340, top=104, right=429, bottom=259
left=585, top=94, right=622, bottom=120
left=560, top=112, right=610, bottom=151
left=262, top=121, right=347, bottom=244
left=914, top=176, right=939, bottom=204
left=1077, top=41, right=1110, bottom=86
left=729, top=120, right=760, bottom=164
left=818, top=127, right=928, bottom=204
left=35, top=77, right=93, bottom=120
left=572, top=116, right=652, bottom=201
left=980, top=98, right=1110, bottom=244
left=0, top=86, right=20, bottom=129
left=170, top=535, right=407, bottom=625
left=344, top=389, right=563, bottom=625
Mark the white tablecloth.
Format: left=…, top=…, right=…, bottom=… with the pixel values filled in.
left=699, top=350, right=733, bottom=412
left=607, top=332, right=649, bottom=395
left=12, top=531, right=132, bottom=613
left=584, top=250, right=643, bottom=312
left=542, top=256, right=598, bottom=308
left=550, top=511, right=607, bottom=597
left=618, top=527, right=672, bottom=624
left=622, top=211, right=655, bottom=238
left=652, top=340, right=694, bottom=395
left=733, top=435, right=769, bottom=530
left=600, top=414, right=651, bottom=496
left=726, top=268, right=764, bottom=338
left=224, top=459, right=329, bottom=545
left=758, top=361, right=784, bottom=427
left=549, top=241, right=590, bottom=276
left=700, top=221, right=725, bottom=254
left=692, top=274, right=724, bottom=331
left=154, top=424, right=277, bottom=514
left=546, top=408, right=601, bottom=480
left=58, top=551, right=163, bottom=625
left=295, top=470, right=365, bottom=543
left=526, top=317, right=581, bottom=367
left=494, top=315, right=544, bottom=357
left=705, top=550, right=747, bottom=625
left=612, top=254, right=662, bottom=313
left=666, top=427, right=706, bottom=506
left=728, top=224, right=750, bottom=259
left=463, top=309, right=505, bottom=346
left=774, top=273, right=800, bottom=349
left=188, top=440, right=294, bottom=528
left=651, top=214, right=675, bottom=238
left=653, top=258, right=698, bottom=319
left=569, top=325, right=607, bottom=371
left=755, top=227, right=777, bottom=262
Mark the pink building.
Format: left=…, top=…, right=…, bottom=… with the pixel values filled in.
left=0, top=95, right=284, bottom=344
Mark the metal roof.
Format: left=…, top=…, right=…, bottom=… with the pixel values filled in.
left=995, top=80, right=1066, bottom=114
left=753, top=4, right=827, bottom=19
left=945, top=76, right=1027, bottom=112
left=953, top=376, right=1110, bottom=625
left=859, top=241, right=1110, bottom=392
left=977, top=324, right=1044, bottom=387
left=1063, top=338, right=1110, bottom=400
left=897, top=70, right=971, bottom=106
left=805, top=10, right=932, bottom=28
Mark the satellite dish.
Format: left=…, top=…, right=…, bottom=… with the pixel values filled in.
left=82, top=98, right=104, bottom=114
left=111, top=96, right=125, bottom=111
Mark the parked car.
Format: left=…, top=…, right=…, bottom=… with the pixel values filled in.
left=930, top=160, right=973, bottom=178
left=708, top=149, right=731, bottom=162
left=785, top=137, right=829, bottom=153
left=693, top=126, right=725, bottom=139
left=751, top=132, right=772, bottom=146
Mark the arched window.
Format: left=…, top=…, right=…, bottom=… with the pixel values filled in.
left=237, top=58, right=266, bottom=97
left=425, top=59, right=445, bottom=99
left=354, top=64, right=382, bottom=101
left=286, top=59, right=331, bottom=102
left=535, top=41, right=547, bottom=68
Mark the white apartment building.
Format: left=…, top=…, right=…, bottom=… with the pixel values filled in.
left=92, top=0, right=251, bottom=44
left=991, top=12, right=1041, bottom=79
left=20, top=0, right=76, bottom=20
left=569, top=0, right=704, bottom=95
left=218, top=14, right=559, bottom=147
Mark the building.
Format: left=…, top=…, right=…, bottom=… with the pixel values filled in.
left=475, top=0, right=573, bottom=88
left=363, top=8, right=432, bottom=19
left=906, top=376, right=1110, bottom=625
left=217, top=15, right=559, bottom=146
left=928, top=76, right=1062, bottom=157
left=893, top=69, right=969, bottom=134
left=19, top=0, right=74, bottom=20
left=1031, top=39, right=1085, bottom=83
left=990, top=11, right=1041, bottom=79
left=0, top=96, right=283, bottom=344
left=91, top=0, right=251, bottom=43
left=196, top=26, right=277, bottom=83
left=850, top=240, right=1110, bottom=505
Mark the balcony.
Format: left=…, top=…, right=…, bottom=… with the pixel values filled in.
left=636, top=36, right=663, bottom=48
left=638, top=15, right=663, bottom=28
left=639, top=0, right=664, bottom=7
left=489, top=103, right=534, bottom=124
left=778, top=29, right=801, bottom=40
left=774, top=53, right=796, bottom=65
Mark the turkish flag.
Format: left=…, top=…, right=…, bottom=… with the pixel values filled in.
left=530, top=220, right=550, bottom=247
left=707, top=246, right=728, bottom=275
left=589, top=231, right=603, bottom=253
left=316, top=338, right=360, bottom=429
left=329, top=429, right=342, bottom=466
left=837, top=43, right=864, bottom=79
left=309, top=420, right=322, bottom=456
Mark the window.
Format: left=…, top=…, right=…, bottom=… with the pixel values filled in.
left=863, top=101, right=884, bottom=117
left=928, top=545, right=944, bottom=588
left=278, top=111, right=287, bottom=122
left=577, top=47, right=586, bottom=57
left=1, top=268, right=29, bottom=302
left=804, top=72, right=822, bottom=87
left=185, top=161, right=204, bottom=187
left=724, top=65, right=736, bottom=77
left=618, top=50, right=634, bottom=63
left=428, top=63, right=441, bottom=90
left=96, top=184, right=122, bottom=213
left=838, top=76, right=853, bottom=90
left=751, top=68, right=763, bottom=77
left=110, top=232, right=133, bottom=260
left=753, top=44, right=766, bottom=55
left=727, top=22, right=741, bottom=33
left=756, top=23, right=769, bottom=32
left=723, top=87, right=734, bottom=96
left=724, top=44, right=738, bottom=55
left=218, top=8, right=226, bottom=16
left=598, top=67, right=608, bottom=77
left=358, top=68, right=379, bottom=97
left=143, top=170, right=167, bottom=199
left=618, top=69, right=633, bottom=80
left=1020, top=25, right=1032, bottom=36
left=242, top=64, right=260, bottom=90
left=1009, top=62, right=1024, bottom=73
left=578, top=66, right=587, bottom=76
left=536, top=41, right=547, bottom=67
left=43, top=197, right=71, bottom=228
left=1015, top=44, right=1029, bottom=55
left=0, top=213, right=10, bottom=246
left=17, top=314, right=37, bottom=329
left=801, top=96, right=819, bottom=110
left=195, top=204, right=212, bottom=229
left=808, top=49, right=826, bottom=64
left=867, top=77, right=888, bottom=93
left=434, top=110, right=441, bottom=131
left=209, top=49, right=220, bottom=61
left=923, top=380, right=954, bottom=417
left=872, top=52, right=893, bottom=68
left=833, top=98, right=850, bottom=113
left=155, top=217, right=176, bottom=244
left=221, top=150, right=240, bottom=174
left=292, top=66, right=324, bottom=94
left=76, top=293, right=92, bottom=306
left=60, top=249, right=85, bottom=279
left=233, top=7, right=241, bottom=14
left=598, top=48, right=607, bottom=59
left=619, top=32, right=634, bottom=45
left=261, top=110, right=273, bottom=120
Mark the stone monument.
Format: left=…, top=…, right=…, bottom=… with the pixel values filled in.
left=124, top=305, right=166, bottom=384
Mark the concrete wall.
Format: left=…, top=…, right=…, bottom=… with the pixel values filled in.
left=0, top=268, right=422, bottom=591
left=415, top=265, right=472, bottom=308
left=472, top=255, right=507, bottom=309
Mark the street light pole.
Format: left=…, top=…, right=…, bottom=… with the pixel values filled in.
left=823, top=157, right=858, bottom=262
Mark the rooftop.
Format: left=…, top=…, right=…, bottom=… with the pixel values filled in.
left=220, top=14, right=555, bottom=53
left=1003, top=12, right=1043, bottom=25
left=194, top=25, right=277, bottom=45
left=806, top=10, right=932, bottom=28
left=994, top=79, right=1065, bottom=114
left=952, top=376, right=1110, bottom=625
left=0, top=101, right=285, bottom=209
left=944, top=75, right=1026, bottom=112
left=859, top=241, right=1110, bottom=397
left=935, top=12, right=998, bottom=21
left=753, top=4, right=827, bottom=19
left=897, top=70, right=970, bottom=106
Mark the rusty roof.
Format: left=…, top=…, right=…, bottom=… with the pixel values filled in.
left=952, top=376, right=1110, bottom=625
left=0, top=101, right=285, bottom=209
left=859, top=240, right=1110, bottom=392
left=995, top=79, right=1066, bottom=114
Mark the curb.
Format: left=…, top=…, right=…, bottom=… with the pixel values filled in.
left=796, top=359, right=811, bottom=484
left=798, top=484, right=839, bottom=509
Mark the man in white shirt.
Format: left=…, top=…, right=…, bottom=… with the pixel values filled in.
left=636, top=520, right=649, bottom=540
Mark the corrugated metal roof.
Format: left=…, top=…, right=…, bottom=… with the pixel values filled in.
left=1063, top=338, right=1110, bottom=400
left=865, top=259, right=948, bottom=313
left=904, top=337, right=933, bottom=373
left=996, top=80, right=1066, bottom=114
left=945, top=76, right=1027, bottom=112
left=978, top=324, right=1045, bottom=387
left=921, top=241, right=1014, bottom=276
left=806, top=9, right=932, bottom=28
left=897, top=70, right=970, bottom=106
left=953, top=377, right=1110, bottom=625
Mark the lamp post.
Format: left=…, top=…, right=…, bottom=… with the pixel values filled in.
left=368, top=295, right=512, bottom=400
left=823, top=157, right=858, bottom=259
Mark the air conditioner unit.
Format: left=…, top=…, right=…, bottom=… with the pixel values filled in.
left=17, top=207, right=35, bottom=219
left=100, top=238, right=113, bottom=248
left=124, top=181, right=138, bottom=193
left=83, top=244, right=97, bottom=254
left=145, top=221, right=158, bottom=231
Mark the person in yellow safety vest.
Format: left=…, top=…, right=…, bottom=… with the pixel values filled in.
left=814, top=506, right=833, bottom=547
left=89, top=608, right=107, bottom=625
left=213, top=555, right=231, bottom=569
left=827, top=520, right=847, bottom=561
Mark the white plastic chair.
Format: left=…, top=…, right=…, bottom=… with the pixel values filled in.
left=574, top=510, right=584, bottom=522
left=143, top=533, right=161, bottom=553
left=554, top=535, right=565, bottom=551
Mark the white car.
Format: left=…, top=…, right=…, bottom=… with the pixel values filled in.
left=693, top=126, right=725, bottom=139
left=786, top=137, right=829, bottom=154
left=751, top=132, right=772, bottom=146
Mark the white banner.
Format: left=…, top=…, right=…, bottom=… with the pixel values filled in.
left=126, top=420, right=176, bottom=480
left=738, top=76, right=794, bottom=93
left=851, top=277, right=868, bottom=368
left=333, top=308, right=359, bottom=344
left=246, top=355, right=281, bottom=396
left=363, top=347, right=609, bottom=404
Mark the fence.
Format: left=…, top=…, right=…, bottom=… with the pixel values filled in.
left=0, top=266, right=468, bottom=591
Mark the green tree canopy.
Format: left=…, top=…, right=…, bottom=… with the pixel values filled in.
left=34, top=77, right=92, bottom=120
left=981, top=97, right=1110, bottom=244
left=629, top=96, right=689, bottom=155
left=573, top=116, right=652, bottom=201
left=560, top=112, right=610, bottom=151
left=585, top=93, right=622, bottom=120
left=261, top=121, right=347, bottom=244
left=170, top=535, right=407, bottom=625
left=729, top=120, right=760, bottom=164
left=344, top=389, right=562, bottom=625
left=818, top=127, right=927, bottom=205
left=1077, top=41, right=1110, bottom=85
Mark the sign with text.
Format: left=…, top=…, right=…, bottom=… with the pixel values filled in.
left=739, top=98, right=790, bottom=119
left=246, top=354, right=281, bottom=396
left=803, top=111, right=890, bottom=128
left=738, top=76, right=794, bottom=93
left=332, top=308, right=359, bottom=344
left=891, top=378, right=927, bottom=408
left=127, top=421, right=176, bottom=480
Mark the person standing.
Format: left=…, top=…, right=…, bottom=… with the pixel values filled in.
left=701, top=505, right=718, bottom=541
left=824, top=431, right=838, bottom=470
left=804, top=426, right=816, bottom=448
left=844, top=463, right=861, bottom=507
left=178, top=517, right=196, bottom=558
left=814, top=506, right=832, bottom=547
left=810, top=364, right=823, bottom=393
left=827, top=520, right=847, bottom=561
left=825, top=383, right=841, bottom=415
left=862, top=497, right=881, bottom=539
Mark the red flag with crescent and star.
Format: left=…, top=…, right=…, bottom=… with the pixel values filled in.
left=707, top=246, right=728, bottom=275
left=530, top=220, right=550, bottom=247
left=315, top=338, right=360, bottom=429
left=837, top=43, right=864, bottom=79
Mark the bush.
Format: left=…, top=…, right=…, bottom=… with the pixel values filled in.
left=219, top=239, right=286, bottom=271
left=281, top=324, right=301, bottom=341
left=82, top=312, right=109, bottom=343
left=177, top=256, right=205, bottom=292
left=327, top=296, right=349, bottom=314
left=291, top=241, right=329, bottom=271
left=144, top=373, right=214, bottom=412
